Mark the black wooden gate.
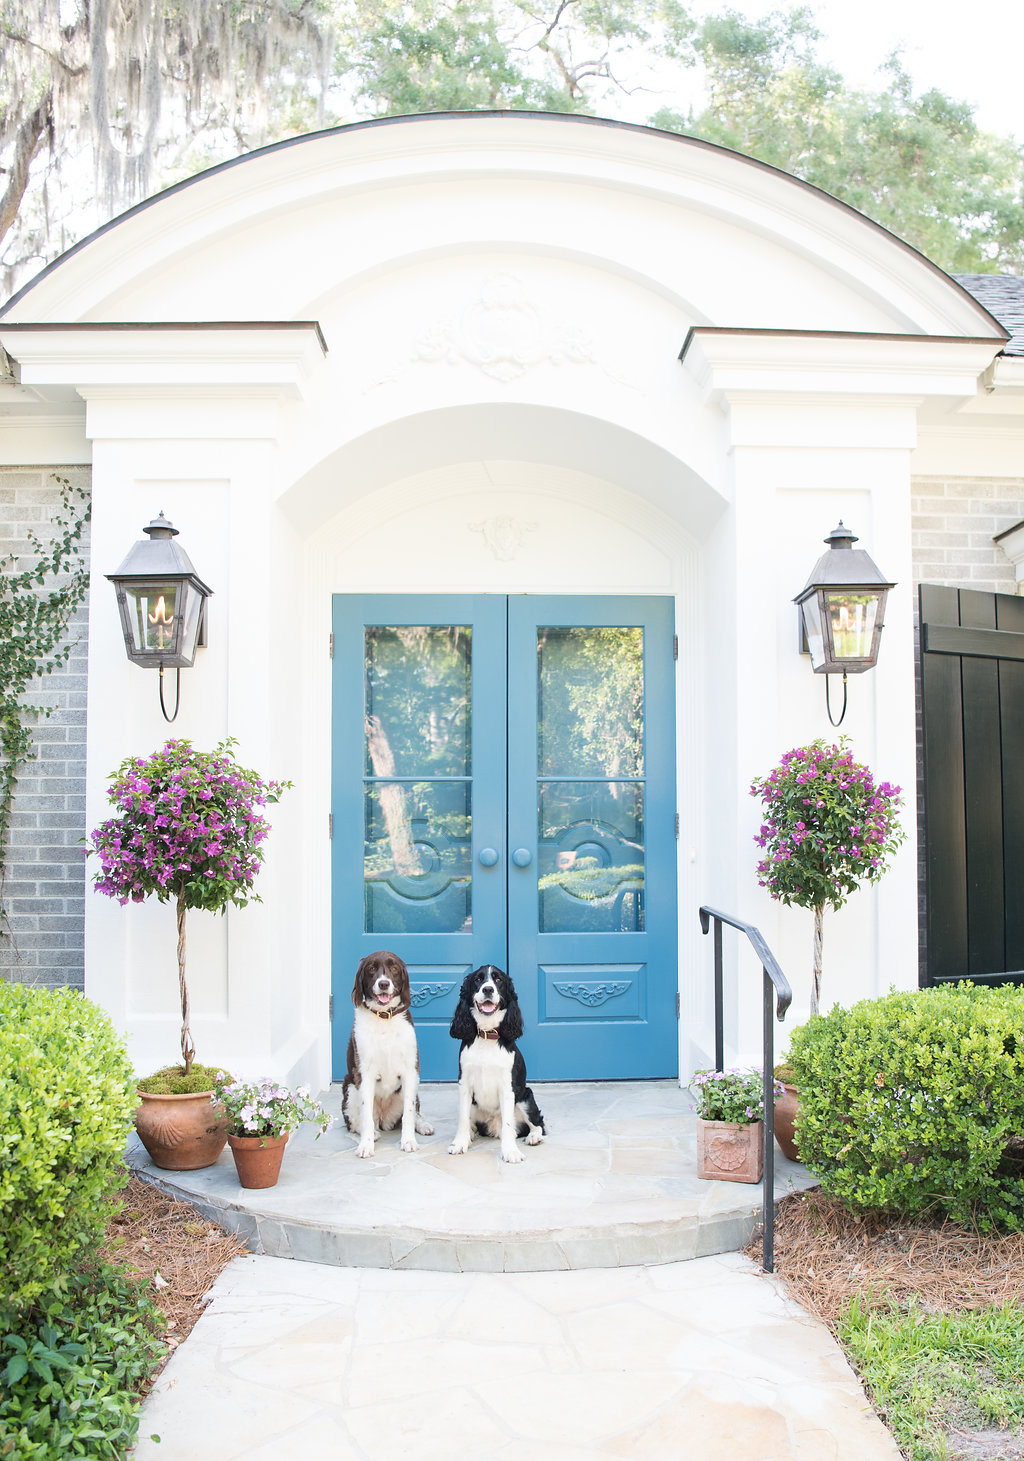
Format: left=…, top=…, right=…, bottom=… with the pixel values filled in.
left=919, top=584, right=1024, bottom=986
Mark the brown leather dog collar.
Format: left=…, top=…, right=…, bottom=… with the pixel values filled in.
left=367, top=1003, right=405, bottom=1020
left=478, top=1028, right=500, bottom=1040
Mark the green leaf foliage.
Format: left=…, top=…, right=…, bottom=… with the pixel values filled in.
left=0, top=1264, right=165, bottom=1459
left=790, top=984, right=1024, bottom=1231
left=653, top=9, right=1024, bottom=273
left=0, top=985, right=137, bottom=1313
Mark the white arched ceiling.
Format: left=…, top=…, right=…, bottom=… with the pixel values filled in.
left=2, top=113, right=1003, bottom=348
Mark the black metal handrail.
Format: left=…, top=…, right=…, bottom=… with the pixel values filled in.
left=698, top=905, right=793, bottom=1273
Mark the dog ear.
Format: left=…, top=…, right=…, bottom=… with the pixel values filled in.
left=450, top=969, right=479, bottom=1040
left=449, top=996, right=477, bottom=1044
left=391, top=953, right=411, bottom=1003
left=501, top=982, right=524, bottom=1044
left=351, top=958, right=368, bottom=1004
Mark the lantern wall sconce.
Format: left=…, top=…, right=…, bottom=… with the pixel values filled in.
left=107, top=512, right=213, bottom=723
left=794, top=522, right=894, bottom=727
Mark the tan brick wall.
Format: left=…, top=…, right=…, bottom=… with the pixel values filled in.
left=911, top=476, right=1024, bottom=592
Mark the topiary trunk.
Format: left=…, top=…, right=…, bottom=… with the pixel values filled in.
left=176, top=890, right=195, bottom=1075
left=810, top=902, right=824, bottom=1017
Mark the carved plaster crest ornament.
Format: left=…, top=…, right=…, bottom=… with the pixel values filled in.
left=363, top=273, right=637, bottom=391
left=469, top=515, right=538, bottom=562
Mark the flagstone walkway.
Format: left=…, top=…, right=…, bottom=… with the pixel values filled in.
left=133, top=1249, right=902, bottom=1460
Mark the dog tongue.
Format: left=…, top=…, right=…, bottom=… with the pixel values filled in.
left=478, top=1001, right=497, bottom=1014
left=376, top=992, right=392, bottom=1004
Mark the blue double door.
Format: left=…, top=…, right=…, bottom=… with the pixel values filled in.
left=331, top=595, right=678, bottom=1081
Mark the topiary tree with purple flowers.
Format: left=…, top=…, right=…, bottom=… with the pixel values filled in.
left=750, top=737, right=905, bottom=1016
left=89, top=739, right=290, bottom=1074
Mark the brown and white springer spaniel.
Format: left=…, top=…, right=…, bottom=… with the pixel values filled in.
left=341, top=950, right=433, bottom=1158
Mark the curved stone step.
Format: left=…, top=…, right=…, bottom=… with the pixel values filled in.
left=129, top=1080, right=815, bottom=1272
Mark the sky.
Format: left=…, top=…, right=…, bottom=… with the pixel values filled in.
left=718, top=0, right=1024, bottom=141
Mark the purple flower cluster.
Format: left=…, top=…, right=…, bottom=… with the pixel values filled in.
left=89, top=738, right=289, bottom=913
left=691, top=1067, right=785, bottom=1124
left=212, top=1073, right=334, bottom=1141
left=750, top=738, right=905, bottom=913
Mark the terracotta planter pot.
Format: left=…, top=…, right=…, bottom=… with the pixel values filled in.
left=696, top=1118, right=763, bottom=1183
left=774, top=1083, right=801, bottom=1163
left=227, top=1131, right=289, bottom=1188
left=135, top=1090, right=228, bottom=1171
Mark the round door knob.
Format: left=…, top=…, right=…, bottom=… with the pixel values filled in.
left=512, top=847, right=532, bottom=868
left=478, top=847, right=499, bottom=867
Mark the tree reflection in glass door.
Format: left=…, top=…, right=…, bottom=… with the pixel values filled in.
left=363, top=625, right=473, bottom=934
left=535, top=626, right=645, bottom=934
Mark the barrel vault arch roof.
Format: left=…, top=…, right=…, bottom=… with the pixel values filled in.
left=0, top=111, right=1004, bottom=344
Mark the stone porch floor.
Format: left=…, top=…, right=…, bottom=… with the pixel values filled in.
left=128, top=1080, right=817, bottom=1272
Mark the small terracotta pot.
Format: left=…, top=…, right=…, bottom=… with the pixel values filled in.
left=696, top=1118, right=763, bottom=1183
left=774, top=1083, right=801, bottom=1163
left=135, top=1090, right=228, bottom=1171
left=227, top=1131, right=289, bottom=1188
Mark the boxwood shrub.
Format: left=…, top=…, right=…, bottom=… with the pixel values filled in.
left=790, top=983, right=1024, bottom=1230
left=0, top=985, right=138, bottom=1313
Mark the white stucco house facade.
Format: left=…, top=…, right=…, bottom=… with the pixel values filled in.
left=1, top=112, right=1022, bottom=1089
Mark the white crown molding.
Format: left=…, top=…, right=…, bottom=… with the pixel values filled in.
left=0, top=324, right=327, bottom=394
left=681, top=329, right=1001, bottom=405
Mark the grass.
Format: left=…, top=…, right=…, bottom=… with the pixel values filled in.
left=840, top=1299, right=1024, bottom=1461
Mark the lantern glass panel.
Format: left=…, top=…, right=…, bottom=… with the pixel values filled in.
left=123, top=584, right=182, bottom=657
left=824, top=591, right=880, bottom=662
left=800, top=595, right=826, bottom=671
left=179, top=585, right=204, bottom=663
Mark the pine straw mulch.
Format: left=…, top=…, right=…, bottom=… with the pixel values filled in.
left=101, top=1172, right=248, bottom=1387
left=754, top=1187, right=1024, bottom=1325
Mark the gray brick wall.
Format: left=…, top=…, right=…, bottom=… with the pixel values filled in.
left=911, top=474, right=1024, bottom=982
left=0, top=467, right=91, bottom=989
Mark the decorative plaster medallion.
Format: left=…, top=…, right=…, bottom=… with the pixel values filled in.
left=410, top=982, right=456, bottom=1007
left=469, top=515, right=538, bottom=562
left=364, top=273, right=638, bottom=391
left=552, top=981, right=631, bottom=1008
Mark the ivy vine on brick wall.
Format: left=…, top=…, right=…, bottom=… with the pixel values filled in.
left=0, top=476, right=91, bottom=934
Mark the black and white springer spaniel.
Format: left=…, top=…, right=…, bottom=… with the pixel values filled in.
left=342, top=950, right=434, bottom=1158
left=448, top=965, right=545, bottom=1163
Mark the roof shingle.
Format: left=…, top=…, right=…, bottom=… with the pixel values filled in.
left=954, top=274, right=1024, bottom=355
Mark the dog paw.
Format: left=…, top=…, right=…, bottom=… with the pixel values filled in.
left=415, top=1119, right=434, bottom=1136
left=501, top=1146, right=524, bottom=1164
left=400, top=1135, right=418, bottom=1153
left=448, top=1139, right=469, bottom=1155
left=355, top=1139, right=375, bottom=1159
left=525, top=1130, right=545, bottom=1146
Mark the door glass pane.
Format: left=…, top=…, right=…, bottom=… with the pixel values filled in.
left=364, top=780, right=472, bottom=933
left=537, top=626, right=644, bottom=777
left=364, top=624, right=472, bottom=934
left=365, top=626, right=471, bottom=776
left=537, top=782, right=644, bottom=932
